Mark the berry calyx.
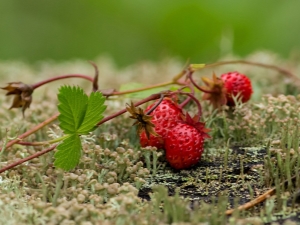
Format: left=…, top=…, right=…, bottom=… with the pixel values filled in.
left=139, top=98, right=184, bottom=149
left=200, top=71, right=253, bottom=108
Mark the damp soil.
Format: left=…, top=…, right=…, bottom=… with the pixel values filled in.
left=138, top=146, right=300, bottom=224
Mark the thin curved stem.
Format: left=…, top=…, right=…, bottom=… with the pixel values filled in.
left=145, top=93, right=164, bottom=115
left=0, top=145, right=57, bottom=174
left=225, top=188, right=276, bottom=216
left=178, top=84, right=194, bottom=109
left=107, top=81, right=175, bottom=96
left=174, top=60, right=299, bottom=87
left=225, top=169, right=299, bottom=215
left=89, top=61, right=99, bottom=92
left=32, top=74, right=94, bottom=89
left=17, top=141, right=46, bottom=146
left=179, top=92, right=202, bottom=118
left=0, top=112, right=59, bottom=152
left=205, top=60, right=296, bottom=79
left=187, top=69, right=216, bottom=94
left=0, top=92, right=176, bottom=173
left=97, top=92, right=170, bottom=126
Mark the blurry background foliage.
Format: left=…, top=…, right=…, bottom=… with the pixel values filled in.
left=1, top=0, right=300, bottom=67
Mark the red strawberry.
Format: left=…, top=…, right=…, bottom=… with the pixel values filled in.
left=221, top=71, right=253, bottom=106
left=201, top=71, right=253, bottom=108
left=139, top=98, right=184, bottom=149
left=164, top=113, right=210, bottom=170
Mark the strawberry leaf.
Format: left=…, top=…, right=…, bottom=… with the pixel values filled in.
left=54, top=85, right=106, bottom=170
left=54, top=134, right=81, bottom=170
left=57, top=86, right=88, bottom=134
left=77, top=91, right=106, bottom=134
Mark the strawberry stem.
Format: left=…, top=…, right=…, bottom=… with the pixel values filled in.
left=145, top=93, right=164, bottom=115
left=178, top=84, right=194, bottom=108
left=98, top=93, right=170, bottom=126
left=204, top=60, right=300, bottom=87
left=187, top=69, right=217, bottom=94
left=0, top=112, right=59, bottom=152
left=89, top=61, right=99, bottom=92
left=179, top=91, right=202, bottom=118
left=32, top=74, right=94, bottom=89
left=106, top=81, right=174, bottom=96
left=0, top=145, right=57, bottom=174
left=0, top=93, right=171, bottom=173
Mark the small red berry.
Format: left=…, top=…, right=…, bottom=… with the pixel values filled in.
left=139, top=98, right=184, bottom=149
left=164, top=113, right=210, bottom=170
left=221, top=71, right=253, bottom=106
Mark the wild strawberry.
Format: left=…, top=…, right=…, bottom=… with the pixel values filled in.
left=139, top=98, right=184, bottom=149
left=164, top=113, right=210, bottom=170
left=201, top=71, right=253, bottom=108
left=221, top=71, right=253, bottom=106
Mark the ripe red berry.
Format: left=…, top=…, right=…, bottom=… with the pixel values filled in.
left=164, top=114, right=210, bottom=170
left=220, top=71, right=253, bottom=106
left=139, top=98, right=183, bottom=149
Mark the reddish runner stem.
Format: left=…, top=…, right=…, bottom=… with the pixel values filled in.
left=0, top=145, right=57, bottom=174
left=187, top=69, right=216, bottom=94
left=32, top=74, right=94, bottom=89
left=0, top=92, right=174, bottom=173
left=97, top=92, right=170, bottom=126
left=0, top=112, right=59, bottom=152
left=107, top=81, right=175, bottom=96
left=179, top=92, right=202, bottom=118
left=205, top=60, right=297, bottom=80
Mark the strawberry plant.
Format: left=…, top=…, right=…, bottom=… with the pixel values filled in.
left=0, top=56, right=300, bottom=224
left=54, top=86, right=106, bottom=170
left=139, top=98, right=184, bottom=149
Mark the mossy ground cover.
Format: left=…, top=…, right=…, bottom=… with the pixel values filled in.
left=0, top=52, right=300, bottom=224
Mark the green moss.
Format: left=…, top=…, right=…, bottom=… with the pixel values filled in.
left=1, top=53, right=300, bottom=224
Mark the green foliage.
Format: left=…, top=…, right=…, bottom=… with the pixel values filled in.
left=119, top=82, right=165, bottom=99
left=54, top=86, right=106, bottom=170
left=54, top=134, right=81, bottom=170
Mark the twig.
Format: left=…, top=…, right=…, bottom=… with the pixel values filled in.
left=32, top=75, right=94, bottom=89
left=225, top=188, right=276, bottom=215
left=89, top=61, right=99, bottom=92
left=179, top=92, right=202, bottom=118
left=174, top=60, right=299, bottom=88
left=0, top=92, right=175, bottom=172
left=97, top=92, right=171, bottom=126
left=106, top=81, right=175, bottom=96
left=0, top=112, right=59, bottom=152
left=225, top=171, right=298, bottom=215
left=205, top=60, right=297, bottom=81
left=0, top=145, right=57, bottom=174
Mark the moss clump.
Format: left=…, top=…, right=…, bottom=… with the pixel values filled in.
left=1, top=53, right=300, bottom=224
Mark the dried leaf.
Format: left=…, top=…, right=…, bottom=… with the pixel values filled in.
left=201, top=73, right=227, bottom=109
left=1, top=82, right=34, bottom=116
left=126, top=101, right=158, bottom=139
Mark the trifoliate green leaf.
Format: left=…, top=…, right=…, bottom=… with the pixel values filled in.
left=54, top=134, right=81, bottom=170
left=77, top=91, right=106, bottom=134
left=57, top=86, right=88, bottom=134
left=54, top=85, right=106, bottom=170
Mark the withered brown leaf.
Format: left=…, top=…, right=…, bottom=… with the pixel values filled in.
left=201, top=73, right=227, bottom=109
left=1, top=82, right=34, bottom=116
left=126, top=101, right=158, bottom=139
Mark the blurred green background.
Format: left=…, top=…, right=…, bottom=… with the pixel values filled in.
left=1, top=0, right=300, bottom=67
